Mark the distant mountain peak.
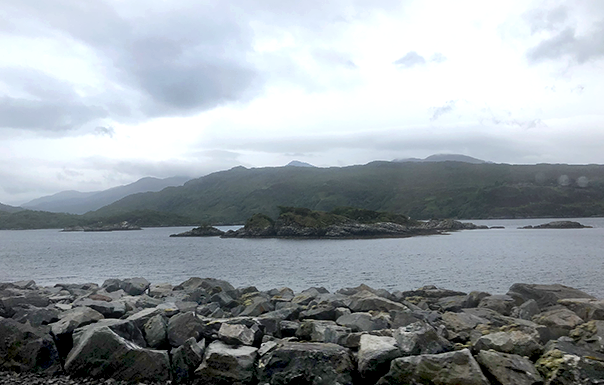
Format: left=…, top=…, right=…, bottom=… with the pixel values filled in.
left=393, top=154, right=487, bottom=164
left=286, top=160, right=316, bottom=168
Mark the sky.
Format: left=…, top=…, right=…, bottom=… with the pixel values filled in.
left=1, top=0, right=603, bottom=205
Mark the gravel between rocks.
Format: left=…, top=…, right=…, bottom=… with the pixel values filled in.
left=0, top=371, right=172, bottom=385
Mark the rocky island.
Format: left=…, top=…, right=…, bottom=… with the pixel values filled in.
left=519, top=220, right=593, bottom=229
left=170, top=225, right=225, bottom=237
left=3, top=276, right=604, bottom=384
left=170, top=207, right=488, bottom=239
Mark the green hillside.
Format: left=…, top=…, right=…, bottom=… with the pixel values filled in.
left=91, top=161, right=604, bottom=224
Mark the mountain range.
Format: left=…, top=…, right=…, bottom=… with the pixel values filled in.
left=2, top=155, right=604, bottom=229
left=21, top=176, right=190, bottom=214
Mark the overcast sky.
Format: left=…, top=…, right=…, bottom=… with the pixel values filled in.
left=1, top=0, right=603, bottom=205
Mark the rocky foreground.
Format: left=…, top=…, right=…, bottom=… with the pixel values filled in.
left=2, top=278, right=604, bottom=384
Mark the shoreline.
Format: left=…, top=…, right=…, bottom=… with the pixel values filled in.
left=2, top=277, right=604, bottom=384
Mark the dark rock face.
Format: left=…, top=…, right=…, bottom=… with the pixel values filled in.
left=169, top=225, right=225, bottom=237
left=65, top=326, right=170, bottom=382
left=476, top=350, right=543, bottom=385
left=507, top=283, right=595, bottom=309
left=257, top=341, right=354, bottom=385
left=0, top=318, right=61, bottom=373
left=376, top=349, right=490, bottom=385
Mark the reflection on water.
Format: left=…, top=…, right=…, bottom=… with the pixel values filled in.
left=1, top=218, right=603, bottom=297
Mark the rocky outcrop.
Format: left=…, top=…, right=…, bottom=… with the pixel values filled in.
left=169, top=225, right=225, bottom=237
left=62, top=221, right=142, bottom=232
left=221, top=208, right=487, bottom=239
left=519, top=220, right=592, bottom=229
left=3, top=277, right=604, bottom=384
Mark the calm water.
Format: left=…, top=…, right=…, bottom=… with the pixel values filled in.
left=1, top=218, right=603, bottom=298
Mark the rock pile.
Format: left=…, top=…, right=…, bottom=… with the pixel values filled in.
left=2, top=278, right=604, bottom=384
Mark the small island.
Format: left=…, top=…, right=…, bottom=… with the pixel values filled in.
left=170, top=225, right=225, bottom=237
left=214, top=207, right=487, bottom=239
left=62, top=221, right=142, bottom=232
left=519, top=220, right=592, bottom=229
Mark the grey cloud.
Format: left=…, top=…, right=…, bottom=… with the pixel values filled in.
left=525, top=5, right=604, bottom=64
left=1, top=0, right=400, bottom=135
left=430, top=100, right=457, bottom=121
left=0, top=67, right=108, bottom=132
left=524, top=5, right=568, bottom=34
left=429, top=53, right=447, bottom=63
left=393, top=51, right=426, bottom=68
left=94, top=126, right=115, bottom=137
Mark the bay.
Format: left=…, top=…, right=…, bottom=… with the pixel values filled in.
left=1, top=218, right=603, bottom=297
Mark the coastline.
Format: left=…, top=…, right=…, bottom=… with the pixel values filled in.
left=2, top=277, right=604, bottom=384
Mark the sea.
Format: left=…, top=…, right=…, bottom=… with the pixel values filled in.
left=1, top=218, right=603, bottom=298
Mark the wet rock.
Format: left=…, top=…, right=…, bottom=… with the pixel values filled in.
left=476, top=350, right=543, bottom=385
left=357, top=334, right=402, bottom=383
left=473, top=330, right=543, bottom=360
left=394, top=321, right=452, bottom=356
left=73, top=318, right=147, bottom=348
left=507, top=283, right=595, bottom=309
left=171, top=337, right=204, bottom=384
left=256, top=341, right=354, bottom=385
left=121, top=277, right=150, bottom=296
left=376, top=348, right=489, bottom=385
left=65, top=326, right=170, bottom=382
left=194, top=340, right=257, bottom=385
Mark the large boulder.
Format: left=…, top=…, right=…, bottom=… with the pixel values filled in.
left=376, top=349, right=490, bottom=385
left=473, top=330, right=543, bottom=360
left=218, top=323, right=255, bottom=346
left=12, top=306, right=60, bottom=327
left=168, top=311, right=206, bottom=347
left=507, top=283, right=595, bottom=309
left=336, top=312, right=389, bottom=332
left=172, top=337, right=205, bottom=384
left=65, top=326, right=170, bottom=382
left=144, top=313, right=168, bottom=349
left=441, top=311, right=489, bottom=342
left=73, top=318, right=147, bottom=348
left=74, top=298, right=127, bottom=318
left=194, top=340, right=258, bottom=385
left=532, top=306, right=584, bottom=339
left=536, top=339, right=604, bottom=384
left=476, top=350, right=543, bottom=385
left=394, top=321, right=452, bottom=356
left=296, top=320, right=352, bottom=344
left=345, top=291, right=408, bottom=313
left=0, top=318, right=61, bottom=373
left=50, top=306, right=104, bottom=336
left=357, top=334, right=402, bottom=383
left=558, top=298, right=604, bottom=321
left=257, top=341, right=354, bottom=385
